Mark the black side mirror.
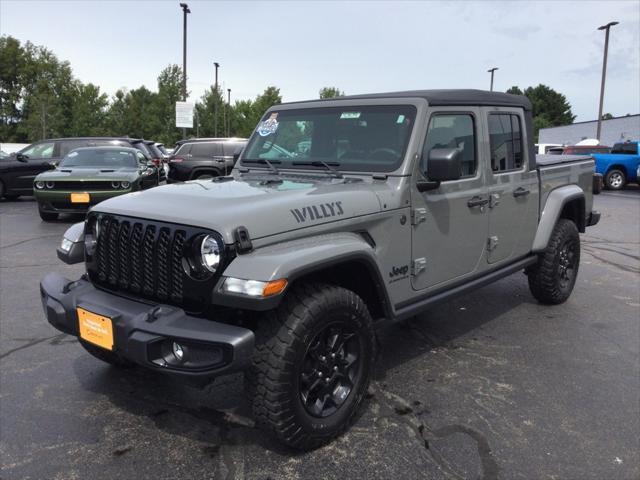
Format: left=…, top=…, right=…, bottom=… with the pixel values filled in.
left=16, top=153, right=28, bottom=162
left=417, top=147, right=463, bottom=192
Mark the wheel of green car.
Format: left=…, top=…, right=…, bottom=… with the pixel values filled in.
left=247, top=282, right=375, bottom=450
left=527, top=219, right=580, bottom=305
left=38, top=208, right=58, bottom=222
left=79, top=340, right=136, bottom=368
left=604, top=169, right=626, bottom=190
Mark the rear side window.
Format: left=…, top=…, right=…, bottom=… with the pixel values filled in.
left=191, top=142, right=222, bottom=156
left=423, top=114, right=477, bottom=177
left=222, top=142, right=246, bottom=156
left=59, top=140, right=88, bottom=156
left=489, top=114, right=523, bottom=172
left=612, top=143, right=638, bottom=155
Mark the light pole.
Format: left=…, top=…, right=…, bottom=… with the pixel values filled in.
left=214, top=62, right=220, bottom=137
left=596, top=21, right=618, bottom=141
left=227, top=88, right=231, bottom=137
left=487, top=67, right=498, bottom=91
left=180, top=3, right=190, bottom=139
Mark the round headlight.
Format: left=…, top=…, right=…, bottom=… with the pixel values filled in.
left=35, top=180, right=45, bottom=189
left=200, top=235, right=222, bottom=273
left=111, top=181, right=120, bottom=189
left=121, top=181, right=131, bottom=189
left=45, top=180, right=55, bottom=189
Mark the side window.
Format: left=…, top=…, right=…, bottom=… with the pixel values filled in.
left=422, top=114, right=476, bottom=177
left=21, top=141, right=55, bottom=159
left=136, top=152, right=147, bottom=163
left=59, top=140, right=87, bottom=156
left=175, top=143, right=191, bottom=155
left=488, top=114, right=523, bottom=172
left=190, top=143, right=222, bottom=156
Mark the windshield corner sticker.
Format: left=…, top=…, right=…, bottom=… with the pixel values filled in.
left=290, top=201, right=344, bottom=224
left=258, top=112, right=279, bottom=137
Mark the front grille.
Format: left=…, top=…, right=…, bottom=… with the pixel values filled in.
left=51, top=181, right=115, bottom=190
left=87, top=213, right=222, bottom=313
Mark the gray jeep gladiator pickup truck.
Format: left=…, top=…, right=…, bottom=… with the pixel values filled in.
left=41, top=89, right=600, bottom=450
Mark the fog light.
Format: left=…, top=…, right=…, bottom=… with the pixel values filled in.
left=172, top=342, right=185, bottom=362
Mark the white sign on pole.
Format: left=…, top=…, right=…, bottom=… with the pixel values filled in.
left=175, top=101, right=194, bottom=129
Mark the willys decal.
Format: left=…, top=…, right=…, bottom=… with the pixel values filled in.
left=290, top=201, right=344, bottom=224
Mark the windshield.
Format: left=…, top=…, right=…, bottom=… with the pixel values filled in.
left=242, top=105, right=417, bottom=172
left=59, top=149, right=138, bottom=168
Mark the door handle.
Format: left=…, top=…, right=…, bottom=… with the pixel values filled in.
left=513, top=187, right=530, bottom=198
left=467, top=196, right=489, bottom=208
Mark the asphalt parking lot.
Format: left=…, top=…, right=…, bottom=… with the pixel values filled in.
left=1, top=191, right=638, bottom=480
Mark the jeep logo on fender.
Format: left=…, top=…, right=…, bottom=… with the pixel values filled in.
left=389, top=265, right=409, bottom=278
left=290, top=201, right=344, bottom=224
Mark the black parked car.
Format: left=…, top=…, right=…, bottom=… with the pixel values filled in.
left=167, top=138, right=247, bottom=182
left=0, top=137, right=156, bottom=199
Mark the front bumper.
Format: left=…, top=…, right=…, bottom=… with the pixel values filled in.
left=36, top=190, right=130, bottom=213
left=40, top=272, right=254, bottom=380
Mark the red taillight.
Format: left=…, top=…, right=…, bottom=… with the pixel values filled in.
left=152, top=158, right=160, bottom=166
left=170, top=157, right=184, bottom=163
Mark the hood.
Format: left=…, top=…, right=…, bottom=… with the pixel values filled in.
left=37, top=167, right=140, bottom=181
left=93, top=173, right=384, bottom=243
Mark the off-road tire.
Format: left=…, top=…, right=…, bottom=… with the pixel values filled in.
left=246, top=282, right=375, bottom=450
left=527, top=219, right=580, bottom=304
left=604, top=169, right=626, bottom=190
left=39, top=209, right=58, bottom=222
left=79, top=340, right=136, bottom=368
left=0, top=180, right=5, bottom=198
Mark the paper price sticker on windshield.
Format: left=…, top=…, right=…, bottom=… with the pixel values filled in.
left=340, top=112, right=361, bottom=119
left=258, top=113, right=279, bottom=137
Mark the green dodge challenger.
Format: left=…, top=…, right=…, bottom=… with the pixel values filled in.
left=34, top=146, right=160, bottom=221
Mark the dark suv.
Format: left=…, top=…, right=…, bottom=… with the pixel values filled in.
left=0, top=137, right=155, bottom=199
left=167, top=138, right=246, bottom=182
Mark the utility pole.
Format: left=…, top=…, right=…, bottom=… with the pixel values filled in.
left=487, top=67, right=498, bottom=91
left=180, top=3, right=190, bottom=139
left=227, top=88, right=231, bottom=137
left=596, top=21, right=618, bottom=141
left=214, top=62, right=220, bottom=137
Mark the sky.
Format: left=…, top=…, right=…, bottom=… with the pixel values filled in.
left=1, top=0, right=638, bottom=122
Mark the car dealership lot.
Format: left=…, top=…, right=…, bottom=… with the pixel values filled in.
left=0, top=192, right=638, bottom=480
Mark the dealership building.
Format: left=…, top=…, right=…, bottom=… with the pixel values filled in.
left=538, top=114, right=639, bottom=146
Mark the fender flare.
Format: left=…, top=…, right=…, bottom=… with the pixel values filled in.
left=532, top=185, right=585, bottom=252
left=214, top=232, right=391, bottom=315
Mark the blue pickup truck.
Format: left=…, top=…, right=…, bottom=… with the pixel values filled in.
left=593, top=141, right=640, bottom=190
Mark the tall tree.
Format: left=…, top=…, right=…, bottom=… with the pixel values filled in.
left=68, top=83, right=108, bottom=136
left=506, top=84, right=576, bottom=140
left=154, top=64, right=184, bottom=144
left=319, top=87, right=344, bottom=99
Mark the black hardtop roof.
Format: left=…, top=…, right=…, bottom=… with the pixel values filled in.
left=286, top=89, right=532, bottom=111
left=38, top=136, right=145, bottom=143
left=67, top=146, right=138, bottom=152
left=176, top=137, right=247, bottom=145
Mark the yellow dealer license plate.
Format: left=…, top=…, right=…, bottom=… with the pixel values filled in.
left=78, top=308, right=113, bottom=351
left=70, top=192, right=90, bottom=203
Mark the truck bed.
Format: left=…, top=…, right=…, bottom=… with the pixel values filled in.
left=536, top=154, right=595, bottom=223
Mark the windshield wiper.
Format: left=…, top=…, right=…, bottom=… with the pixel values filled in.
left=292, top=160, right=343, bottom=178
left=242, top=158, right=281, bottom=175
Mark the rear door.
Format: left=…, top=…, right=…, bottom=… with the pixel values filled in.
left=411, top=108, right=489, bottom=291
left=483, top=109, right=539, bottom=264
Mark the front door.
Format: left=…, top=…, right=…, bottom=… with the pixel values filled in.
left=484, top=110, right=539, bottom=264
left=13, top=141, right=56, bottom=192
left=411, top=108, right=489, bottom=291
